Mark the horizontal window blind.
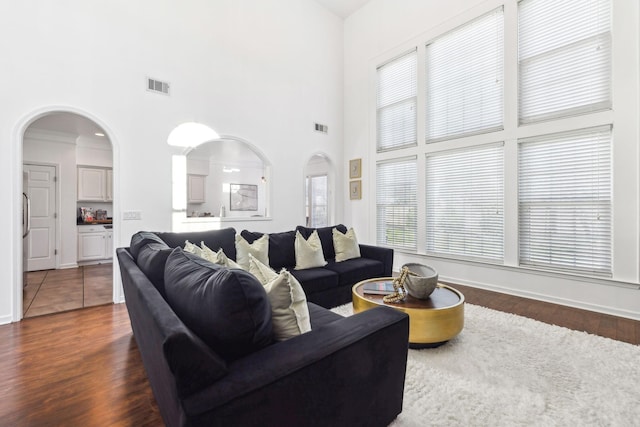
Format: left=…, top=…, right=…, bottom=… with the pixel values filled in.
left=426, top=144, right=504, bottom=261
left=518, top=0, right=611, bottom=123
left=426, top=7, right=504, bottom=142
left=377, top=50, right=417, bottom=151
left=376, top=157, right=417, bottom=250
left=519, top=126, right=611, bottom=275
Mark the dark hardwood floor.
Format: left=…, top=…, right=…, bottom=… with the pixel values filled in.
left=450, top=283, right=640, bottom=345
left=0, top=284, right=637, bottom=426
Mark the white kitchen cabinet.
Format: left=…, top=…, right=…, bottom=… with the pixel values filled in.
left=78, top=167, right=113, bottom=202
left=188, top=174, right=206, bottom=204
left=105, top=229, right=113, bottom=259
left=78, top=225, right=112, bottom=261
left=105, top=169, right=113, bottom=202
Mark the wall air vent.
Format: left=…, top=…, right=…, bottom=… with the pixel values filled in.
left=147, top=77, right=170, bottom=95
left=314, top=123, right=328, bottom=134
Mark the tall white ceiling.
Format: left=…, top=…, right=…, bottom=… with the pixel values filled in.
left=314, top=0, right=371, bottom=19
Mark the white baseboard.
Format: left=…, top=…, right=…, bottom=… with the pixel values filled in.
left=441, top=275, right=640, bottom=321
left=58, top=262, right=79, bottom=269
left=0, top=314, right=14, bottom=325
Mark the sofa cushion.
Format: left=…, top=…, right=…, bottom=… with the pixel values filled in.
left=184, top=240, right=203, bottom=257
left=164, top=248, right=273, bottom=361
left=235, top=234, right=269, bottom=270
left=130, top=231, right=168, bottom=260
left=296, top=224, right=348, bottom=261
left=289, top=267, right=339, bottom=295
left=333, top=227, right=361, bottom=262
left=241, top=230, right=296, bottom=270
left=324, top=258, right=386, bottom=287
left=135, top=242, right=173, bottom=299
left=248, top=255, right=311, bottom=341
left=294, top=230, right=327, bottom=270
left=201, top=243, right=242, bottom=269
left=156, top=228, right=237, bottom=260
left=307, top=302, right=344, bottom=329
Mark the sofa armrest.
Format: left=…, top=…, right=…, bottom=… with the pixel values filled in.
left=182, top=307, right=409, bottom=427
left=359, top=244, right=394, bottom=276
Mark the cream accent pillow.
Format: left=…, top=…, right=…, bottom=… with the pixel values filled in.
left=184, top=240, right=203, bottom=257
left=333, top=227, right=361, bottom=262
left=200, top=242, right=242, bottom=269
left=235, top=234, right=269, bottom=270
left=248, top=254, right=311, bottom=341
left=294, top=230, right=327, bottom=270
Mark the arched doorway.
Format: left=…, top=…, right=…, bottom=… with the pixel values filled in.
left=13, top=107, right=120, bottom=321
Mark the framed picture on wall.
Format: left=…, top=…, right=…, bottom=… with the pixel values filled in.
left=350, top=180, right=362, bottom=200
left=349, top=158, right=362, bottom=179
left=230, top=183, right=258, bottom=211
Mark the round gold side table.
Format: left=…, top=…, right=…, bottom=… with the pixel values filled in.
left=353, top=278, right=465, bottom=348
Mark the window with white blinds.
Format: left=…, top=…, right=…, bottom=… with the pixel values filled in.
left=425, top=7, right=504, bottom=142
left=426, top=144, right=504, bottom=261
left=518, top=126, right=612, bottom=275
left=377, top=50, right=417, bottom=151
left=518, top=0, right=611, bottom=124
left=376, top=157, right=417, bottom=250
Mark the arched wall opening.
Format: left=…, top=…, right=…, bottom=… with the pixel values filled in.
left=303, top=152, right=335, bottom=227
left=170, top=130, right=272, bottom=231
left=12, top=106, right=120, bottom=321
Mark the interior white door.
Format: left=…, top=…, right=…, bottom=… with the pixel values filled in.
left=24, top=164, right=57, bottom=271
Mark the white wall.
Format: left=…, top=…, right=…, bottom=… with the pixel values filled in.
left=344, top=0, right=640, bottom=319
left=0, top=0, right=344, bottom=323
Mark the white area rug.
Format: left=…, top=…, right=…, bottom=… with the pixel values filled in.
left=331, top=303, right=640, bottom=426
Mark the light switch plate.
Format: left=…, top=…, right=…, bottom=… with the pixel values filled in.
left=122, top=210, right=142, bottom=220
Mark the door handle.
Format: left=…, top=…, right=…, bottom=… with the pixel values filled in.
left=22, top=192, right=31, bottom=238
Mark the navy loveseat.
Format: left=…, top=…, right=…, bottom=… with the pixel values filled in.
left=117, top=227, right=409, bottom=427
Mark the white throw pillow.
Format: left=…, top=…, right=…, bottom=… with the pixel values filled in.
left=294, top=230, right=327, bottom=270
left=200, top=242, right=242, bottom=269
left=184, top=240, right=203, bottom=257
left=235, top=234, right=269, bottom=270
left=248, top=254, right=311, bottom=341
left=333, top=227, right=361, bottom=262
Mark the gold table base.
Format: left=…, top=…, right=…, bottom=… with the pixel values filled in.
left=353, top=278, right=465, bottom=348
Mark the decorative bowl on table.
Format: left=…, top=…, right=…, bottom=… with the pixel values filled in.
left=402, top=263, right=438, bottom=299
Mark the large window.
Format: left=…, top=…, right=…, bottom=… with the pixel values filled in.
left=376, top=158, right=417, bottom=249
left=518, top=0, right=611, bottom=123
left=426, top=144, right=504, bottom=261
left=426, top=7, right=504, bottom=141
left=373, top=0, right=615, bottom=280
left=518, top=127, right=612, bottom=276
left=376, top=50, right=417, bottom=152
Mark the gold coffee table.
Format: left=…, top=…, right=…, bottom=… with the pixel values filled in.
left=353, top=278, right=465, bottom=348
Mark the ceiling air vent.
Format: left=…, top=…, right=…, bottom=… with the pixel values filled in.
left=147, top=77, right=170, bottom=95
left=314, top=123, right=328, bottom=134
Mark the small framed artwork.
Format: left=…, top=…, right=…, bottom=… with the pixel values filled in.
left=350, top=180, right=362, bottom=200
left=349, top=158, right=362, bottom=179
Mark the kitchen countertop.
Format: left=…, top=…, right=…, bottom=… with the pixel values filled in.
left=78, top=220, right=113, bottom=225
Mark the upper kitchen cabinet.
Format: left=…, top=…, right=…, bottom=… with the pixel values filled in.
left=187, top=174, right=206, bottom=204
left=78, top=166, right=112, bottom=202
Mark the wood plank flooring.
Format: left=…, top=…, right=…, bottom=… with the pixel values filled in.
left=451, top=283, right=640, bottom=345
left=1, top=282, right=638, bottom=426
